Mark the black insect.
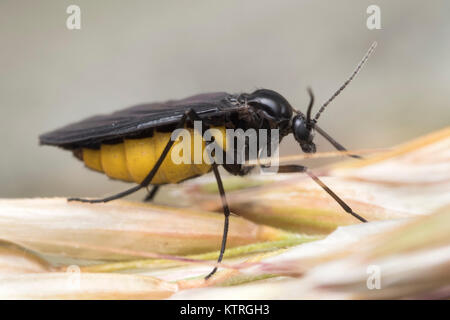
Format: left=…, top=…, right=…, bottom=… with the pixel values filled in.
left=40, top=43, right=376, bottom=279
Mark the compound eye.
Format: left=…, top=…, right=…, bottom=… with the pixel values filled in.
left=292, top=116, right=311, bottom=142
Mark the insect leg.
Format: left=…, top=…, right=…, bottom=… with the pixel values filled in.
left=315, top=125, right=361, bottom=159
left=68, top=110, right=192, bottom=203
left=143, top=185, right=160, bottom=202
left=278, top=164, right=368, bottom=222
left=180, top=109, right=232, bottom=279
left=205, top=163, right=231, bottom=280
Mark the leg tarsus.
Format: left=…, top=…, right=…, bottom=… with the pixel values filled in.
left=143, top=185, right=160, bottom=202
left=68, top=184, right=142, bottom=203
left=315, top=126, right=362, bottom=159
left=278, top=164, right=368, bottom=223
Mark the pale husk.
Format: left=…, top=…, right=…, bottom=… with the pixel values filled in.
left=0, top=199, right=292, bottom=261
left=172, top=205, right=450, bottom=299
left=1, top=129, right=449, bottom=299
left=0, top=272, right=177, bottom=299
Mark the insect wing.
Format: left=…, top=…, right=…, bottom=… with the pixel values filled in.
left=39, top=92, right=240, bottom=148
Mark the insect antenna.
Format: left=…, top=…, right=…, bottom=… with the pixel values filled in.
left=313, top=41, right=377, bottom=123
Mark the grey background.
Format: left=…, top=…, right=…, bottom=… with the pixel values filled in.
left=1, top=0, right=449, bottom=198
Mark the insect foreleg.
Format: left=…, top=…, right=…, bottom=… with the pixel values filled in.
left=314, top=126, right=362, bottom=159
left=278, top=164, right=368, bottom=222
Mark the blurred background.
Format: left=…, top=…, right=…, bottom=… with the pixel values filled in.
left=0, top=0, right=449, bottom=198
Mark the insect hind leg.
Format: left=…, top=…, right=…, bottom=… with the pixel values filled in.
left=68, top=108, right=232, bottom=281
left=68, top=110, right=193, bottom=204
left=68, top=184, right=142, bottom=203
left=143, top=185, right=160, bottom=202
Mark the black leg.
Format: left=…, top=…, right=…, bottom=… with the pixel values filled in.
left=144, top=185, right=160, bottom=202
left=69, top=107, right=231, bottom=280
left=315, top=125, right=362, bottom=159
left=68, top=110, right=193, bottom=203
left=205, top=163, right=231, bottom=280
left=181, top=109, right=231, bottom=279
left=278, top=164, right=368, bottom=222
left=179, top=109, right=232, bottom=279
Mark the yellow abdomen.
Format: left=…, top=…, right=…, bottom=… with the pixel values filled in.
left=80, top=127, right=227, bottom=185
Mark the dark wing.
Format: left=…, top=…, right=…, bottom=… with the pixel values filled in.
left=40, top=92, right=243, bottom=149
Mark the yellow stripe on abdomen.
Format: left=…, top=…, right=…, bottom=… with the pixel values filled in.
left=82, top=127, right=227, bottom=185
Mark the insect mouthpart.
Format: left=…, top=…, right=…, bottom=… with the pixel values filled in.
left=300, top=141, right=316, bottom=153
